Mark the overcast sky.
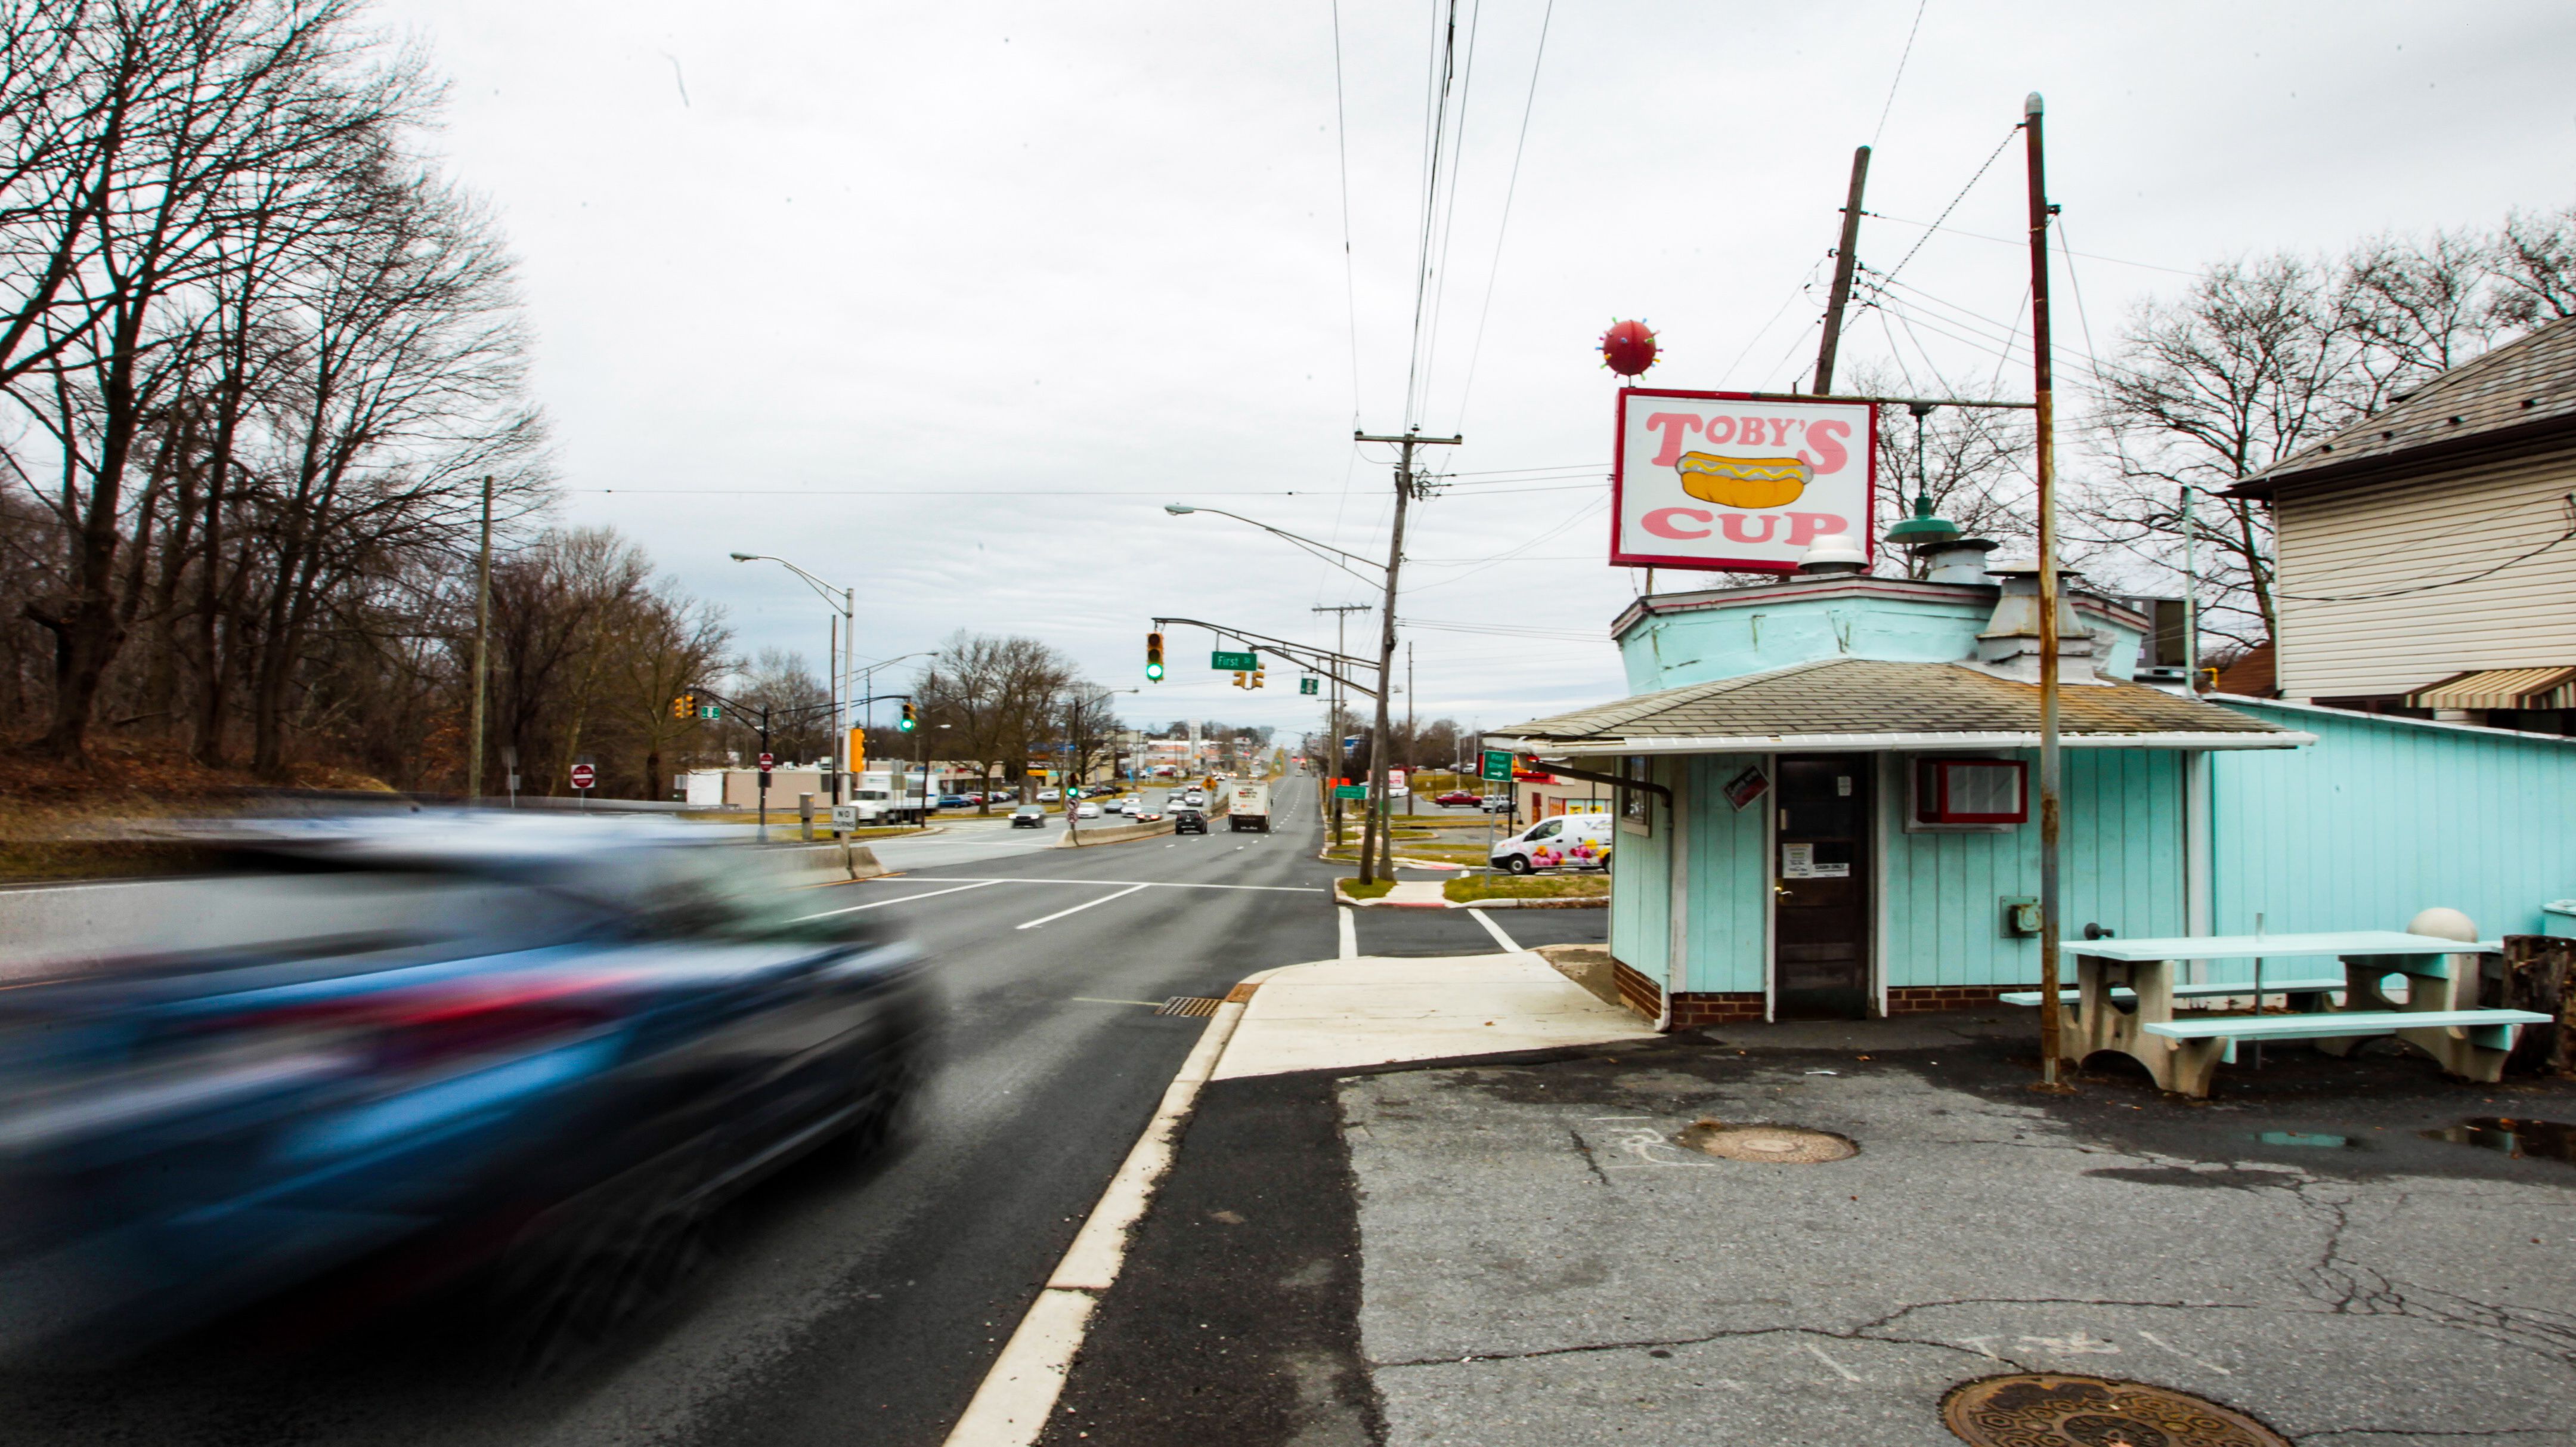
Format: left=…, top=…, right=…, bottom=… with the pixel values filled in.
left=374, top=0, right=2575, bottom=746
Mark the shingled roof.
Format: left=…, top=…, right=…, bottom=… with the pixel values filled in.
left=1487, top=658, right=2306, bottom=755
left=2234, top=315, right=2576, bottom=497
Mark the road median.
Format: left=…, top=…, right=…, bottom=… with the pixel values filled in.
left=1054, top=820, right=1175, bottom=848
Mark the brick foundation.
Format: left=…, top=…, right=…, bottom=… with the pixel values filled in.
left=1665, top=992, right=1767, bottom=1026
left=1883, top=984, right=2033, bottom=1014
left=1609, top=957, right=1662, bottom=1020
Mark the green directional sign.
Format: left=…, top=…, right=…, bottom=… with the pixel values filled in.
left=1333, top=784, right=1368, bottom=800
left=698, top=703, right=723, bottom=721
left=1481, top=749, right=1513, bottom=781
left=1299, top=676, right=1319, bottom=695
left=1210, top=650, right=1259, bottom=671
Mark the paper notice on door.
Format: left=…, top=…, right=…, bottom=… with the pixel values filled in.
left=1783, top=842, right=1850, bottom=880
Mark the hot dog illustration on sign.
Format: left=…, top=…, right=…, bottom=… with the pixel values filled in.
left=1609, top=389, right=1878, bottom=574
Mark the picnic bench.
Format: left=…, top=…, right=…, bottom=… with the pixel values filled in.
left=2004, top=930, right=2550, bottom=1097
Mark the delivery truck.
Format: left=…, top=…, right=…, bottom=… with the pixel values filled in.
left=1227, top=780, right=1271, bottom=832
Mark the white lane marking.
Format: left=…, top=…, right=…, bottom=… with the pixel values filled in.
left=1014, top=882, right=1151, bottom=930
left=1467, top=907, right=1521, bottom=952
left=791, top=880, right=998, bottom=919
left=859, top=876, right=1320, bottom=893
left=945, top=985, right=1261, bottom=1447
left=1337, top=907, right=1357, bottom=960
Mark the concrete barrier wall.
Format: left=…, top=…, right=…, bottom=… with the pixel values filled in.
left=1057, top=820, right=1175, bottom=848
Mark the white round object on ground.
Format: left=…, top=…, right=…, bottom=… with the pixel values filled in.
left=2407, top=906, right=2477, bottom=941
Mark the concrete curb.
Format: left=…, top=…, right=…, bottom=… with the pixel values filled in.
left=1333, top=883, right=1609, bottom=910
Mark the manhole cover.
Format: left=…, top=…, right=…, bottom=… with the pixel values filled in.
left=1942, top=1373, right=2287, bottom=1447
left=1676, top=1120, right=1855, bottom=1164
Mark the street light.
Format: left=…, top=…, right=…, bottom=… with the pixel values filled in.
left=1163, top=505, right=1385, bottom=585
left=732, top=552, right=856, bottom=805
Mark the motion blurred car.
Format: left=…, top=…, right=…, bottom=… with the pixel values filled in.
left=1036, top=788, right=1061, bottom=803
left=0, top=814, right=933, bottom=1368
left=1171, top=806, right=1208, bottom=834
left=1433, top=789, right=1482, bottom=807
left=1011, top=804, right=1045, bottom=828
left=1075, top=802, right=1101, bottom=818
left=937, top=793, right=971, bottom=809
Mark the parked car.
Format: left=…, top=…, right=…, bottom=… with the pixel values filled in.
left=1490, top=812, right=1613, bottom=874
left=1171, top=806, right=1208, bottom=834
left=1433, top=789, right=1482, bottom=807
left=937, top=793, right=971, bottom=809
left=1075, top=802, right=1101, bottom=818
left=1479, top=794, right=1515, bottom=813
left=1011, top=804, right=1045, bottom=828
left=0, top=814, right=933, bottom=1367
left=1036, top=788, right=1061, bottom=803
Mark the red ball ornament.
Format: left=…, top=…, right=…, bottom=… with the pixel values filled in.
left=1599, top=319, right=1658, bottom=376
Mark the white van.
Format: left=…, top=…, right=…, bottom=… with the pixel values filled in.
left=1489, top=813, right=1612, bottom=874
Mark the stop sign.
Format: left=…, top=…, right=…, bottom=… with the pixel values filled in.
left=569, top=763, right=596, bottom=790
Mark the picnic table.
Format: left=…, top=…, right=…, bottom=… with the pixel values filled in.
left=2001, top=930, right=2550, bottom=1097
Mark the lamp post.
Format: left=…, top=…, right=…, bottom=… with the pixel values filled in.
left=1166, top=504, right=1397, bottom=878
left=731, top=553, right=854, bottom=806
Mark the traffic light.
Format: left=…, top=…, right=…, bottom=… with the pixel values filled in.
left=899, top=701, right=918, bottom=732
left=1145, top=631, right=1165, bottom=682
left=1250, top=669, right=1265, bottom=689
left=671, top=692, right=694, bottom=719
left=1231, top=670, right=1246, bottom=689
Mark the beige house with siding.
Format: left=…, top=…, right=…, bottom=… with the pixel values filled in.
left=2232, top=315, right=2576, bottom=734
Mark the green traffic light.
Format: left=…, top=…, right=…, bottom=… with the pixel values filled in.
left=1145, top=661, right=1164, bottom=681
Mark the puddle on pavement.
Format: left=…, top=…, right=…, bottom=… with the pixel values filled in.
left=2424, top=1117, right=2576, bottom=1164
left=2253, top=1130, right=2361, bottom=1149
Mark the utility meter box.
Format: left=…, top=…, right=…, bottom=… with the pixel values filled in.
left=2001, top=896, right=2041, bottom=938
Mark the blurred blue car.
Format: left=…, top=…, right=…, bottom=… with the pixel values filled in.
left=0, top=814, right=932, bottom=1365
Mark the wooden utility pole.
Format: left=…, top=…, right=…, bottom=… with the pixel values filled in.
left=1313, top=604, right=1369, bottom=848
left=2023, top=92, right=2066, bottom=1086
left=1351, top=428, right=1459, bottom=885
left=1812, top=145, right=1872, bottom=395
left=467, top=475, right=494, bottom=800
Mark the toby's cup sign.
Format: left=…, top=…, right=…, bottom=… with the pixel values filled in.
left=1610, top=388, right=1877, bottom=573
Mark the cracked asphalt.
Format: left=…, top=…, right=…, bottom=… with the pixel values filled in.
left=1055, top=1007, right=2576, bottom=1445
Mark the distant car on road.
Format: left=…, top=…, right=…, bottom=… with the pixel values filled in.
left=1036, top=788, right=1060, bottom=803
left=1171, top=806, right=1208, bottom=834
left=1433, top=789, right=1481, bottom=806
left=1011, top=804, right=1045, bottom=828
left=1075, top=802, right=1101, bottom=818
left=1182, top=790, right=1205, bottom=807
left=937, top=794, right=971, bottom=809
left=1479, top=794, right=1515, bottom=813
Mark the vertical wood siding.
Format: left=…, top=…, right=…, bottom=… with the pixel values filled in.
left=2213, top=703, right=2576, bottom=937
left=1874, top=749, right=2186, bottom=988
left=1682, top=754, right=1770, bottom=994
left=2273, top=446, right=2576, bottom=699
left=1608, top=757, right=1674, bottom=984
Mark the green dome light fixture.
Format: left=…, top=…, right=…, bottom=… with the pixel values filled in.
left=1885, top=401, right=1962, bottom=549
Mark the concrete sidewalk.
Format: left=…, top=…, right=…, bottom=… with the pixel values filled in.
left=1212, top=952, right=1658, bottom=1080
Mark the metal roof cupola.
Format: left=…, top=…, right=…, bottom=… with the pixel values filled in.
left=1973, top=561, right=2103, bottom=685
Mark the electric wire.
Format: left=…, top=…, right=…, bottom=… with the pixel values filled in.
left=1415, top=0, right=1484, bottom=426
left=2271, top=497, right=2576, bottom=602
left=1329, top=0, right=1364, bottom=425
left=1869, top=0, right=1929, bottom=147
left=1875, top=123, right=2021, bottom=291
left=1401, top=0, right=1462, bottom=429
left=1451, top=0, right=1552, bottom=430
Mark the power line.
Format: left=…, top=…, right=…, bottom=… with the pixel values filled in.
left=1451, top=0, right=1553, bottom=430
left=1329, top=0, right=1363, bottom=424
left=1875, top=123, right=2021, bottom=292
left=1869, top=0, right=1929, bottom=147
left=1416, top=0, right=1485, bottom=428
left=1401, top=0, right=1463, bottom=429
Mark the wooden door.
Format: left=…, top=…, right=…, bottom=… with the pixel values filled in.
left=1773, top=756, right=1871, bottom=1019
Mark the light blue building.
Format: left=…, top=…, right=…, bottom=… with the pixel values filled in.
left=1488, top=540, right=2576, bottom=1026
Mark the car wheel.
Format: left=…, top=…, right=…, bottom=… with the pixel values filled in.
left=1504, top=854, right=1533, bottom=875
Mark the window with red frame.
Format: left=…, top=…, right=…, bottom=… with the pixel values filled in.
left=1914, top=757, right=2027, bottom=825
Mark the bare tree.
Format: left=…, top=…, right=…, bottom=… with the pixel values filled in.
left=915, top=631, right=1073, bottom=813
left=2490, top=205, right=2576, bottom=327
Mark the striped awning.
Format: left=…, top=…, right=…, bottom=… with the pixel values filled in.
left=2405, top=666, right=2576, bottom=710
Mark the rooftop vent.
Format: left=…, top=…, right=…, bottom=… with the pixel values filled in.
left=1970, top=561, right=2103, bottom=685
left=1921, top=537, right=2001, bottom=585
left=1795, top=531, right=1868, bottom=577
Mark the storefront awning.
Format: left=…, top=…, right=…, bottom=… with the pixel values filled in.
left=2404, top=666, right=2576, bottom=711
left=1486, top=657, right=2312, bottom=757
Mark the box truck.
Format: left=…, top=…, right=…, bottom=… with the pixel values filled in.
left=1227, top=780, right=1271, bottom=832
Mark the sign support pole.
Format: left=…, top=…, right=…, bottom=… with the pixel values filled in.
left=1812, top=144, right=1871, bottom=395
left=2024, top=91, right=2066, bottom=1088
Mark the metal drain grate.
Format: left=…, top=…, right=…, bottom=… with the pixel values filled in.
left=1157, top=996, right=1223, bottom=1018
left=1942, top=1373, right=2287, bottom=1447
left=1677, top=1121, right=1857, bottom=1164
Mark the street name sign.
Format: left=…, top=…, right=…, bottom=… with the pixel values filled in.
left=1333, top=784, right=1368, bottom=800
left=1481, top=750, right=1513, bottom=781
left=1210, top=650, right=1259, bottom=671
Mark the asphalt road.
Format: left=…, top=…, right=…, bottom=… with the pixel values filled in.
left=0, top=781, right=1347, bottom=1447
